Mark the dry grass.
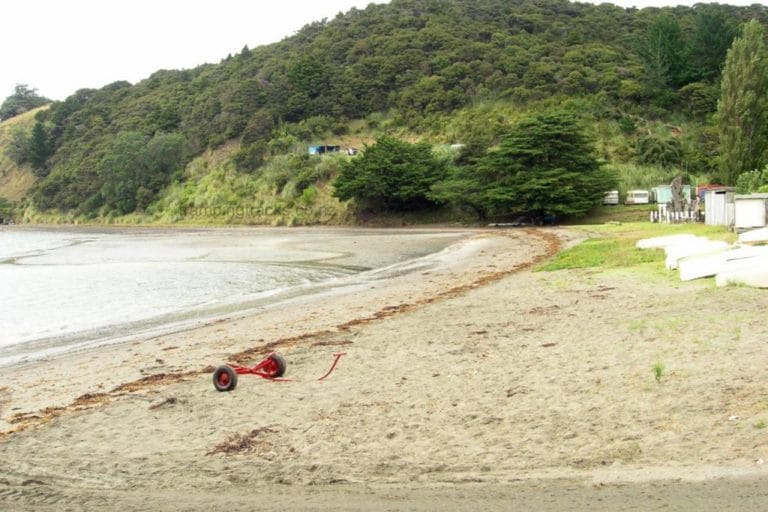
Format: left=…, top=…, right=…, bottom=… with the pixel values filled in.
left=0, top=105, right=48, bottom=202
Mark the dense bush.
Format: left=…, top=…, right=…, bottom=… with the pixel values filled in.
left=433, top=112, right=617, bottom=220
left=98, top=132, right=189, bottom=214
left=3, top=0, right=765, bottom=217
left=736, top=166, right=768, bottom=193
left=0, top=85, right=50, bottom=121
left=333, top=135, right=450, bottom=212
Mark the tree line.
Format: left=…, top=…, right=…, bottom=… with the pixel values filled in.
left=334, top=113, right=615, bottom=221
left=2, top=0, right=768, bottom=219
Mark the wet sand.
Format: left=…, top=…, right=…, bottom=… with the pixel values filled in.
left=2, top=227, right=768, bottom=511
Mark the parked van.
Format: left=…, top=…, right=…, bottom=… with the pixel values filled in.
left=626, top=190, right=650, bottom=205
left=603, top=190, right=619, bottom=205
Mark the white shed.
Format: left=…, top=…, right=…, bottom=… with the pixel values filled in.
left=705, top=188, right=735, bottom=226
left=734, top=193, right=768, bottom=230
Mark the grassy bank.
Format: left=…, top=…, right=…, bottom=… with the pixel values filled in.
left=0, top=106, right=46, bottom=204
left=538, top=222, right=737, bottom=272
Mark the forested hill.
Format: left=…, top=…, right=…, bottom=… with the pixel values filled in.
left=4, top=0, right=768, bottom=223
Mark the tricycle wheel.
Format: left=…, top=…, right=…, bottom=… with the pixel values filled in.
left=213, top=365, right=238, bottom=392
left=268, top=353, right=286, bottom=378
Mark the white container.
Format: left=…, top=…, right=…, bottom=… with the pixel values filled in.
left=626, top=190, right=650, bottom=205
left=603, top=190, right=619, bottom=205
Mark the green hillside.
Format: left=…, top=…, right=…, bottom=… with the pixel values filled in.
left=0, top=106, right=48, bottom=205
left=3, top=0, right=768, bottom=225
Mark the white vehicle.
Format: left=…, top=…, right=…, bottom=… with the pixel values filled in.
left=602, top=190, right=619, bottom=205
left=626, top=189, right=650, bottom=205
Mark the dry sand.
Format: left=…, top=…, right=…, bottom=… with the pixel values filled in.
left=2, top=227, right=768, bottom=511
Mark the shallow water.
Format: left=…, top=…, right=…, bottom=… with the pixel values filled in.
left=0, top=227, right=466, bottom=366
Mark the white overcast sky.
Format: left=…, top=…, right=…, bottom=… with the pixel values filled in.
left=0, top=0, right=765, bottom=101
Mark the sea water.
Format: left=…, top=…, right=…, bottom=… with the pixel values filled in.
left=0, top=227, right=464, bottom=366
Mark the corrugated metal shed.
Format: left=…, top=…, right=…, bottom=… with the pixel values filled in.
left=705, top=188, right=735, bottom=226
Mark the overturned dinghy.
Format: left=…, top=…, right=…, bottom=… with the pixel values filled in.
left=738, top=227, right=768, bottom=245
left=678, top=245, right=768, bottom=281
left=715, top=257, right=768, bottom=287
left=636, top=234, right=700, bottom=250
left=664, top=239, right=730, bottom=270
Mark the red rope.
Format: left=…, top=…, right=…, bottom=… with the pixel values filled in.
left=317, top=352, right=346, bottom=381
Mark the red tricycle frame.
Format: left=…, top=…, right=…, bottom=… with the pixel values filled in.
left=212, top=351, right=345, bottom=392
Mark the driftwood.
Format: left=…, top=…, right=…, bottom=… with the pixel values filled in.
left=670, top=175, right=684, bottom=213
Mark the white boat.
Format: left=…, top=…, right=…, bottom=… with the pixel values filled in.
left=664, top=240, right=731, bottom=270
left=636, top=234, right=700, bottom=250
left=678, top=246, right=768, bottom=281
left=715, top=256, right=768, bottom=287
left=738, top=227, right=768, bottom=245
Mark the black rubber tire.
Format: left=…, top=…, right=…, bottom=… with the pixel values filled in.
left=213, top=365, right=238, bottom=392
left=269, top=353, right=287, bottom=378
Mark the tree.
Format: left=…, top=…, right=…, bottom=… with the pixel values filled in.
left=98, top=132, right=149, bottom=214
left=5, top=127, right=29, bottom=165
left=634, top=133, right=682, bottom=168
left=735, top=165, right=768, bottom=194
left=0, top=84, right=50, bottom=121
left=333, top=135, right=449, bottom=212
left=716, top=20, right=768, bottom=185
left=98, top=131, right=188, bottom=214
left=435, top=112, right=616, bottom=219
left=686, top=6, right=736, bottom=83
left=678, top=81, right=718, bottom=117
left=641, top=15, right=686, bottom=93
left=28, top=120, right=52, bottom=174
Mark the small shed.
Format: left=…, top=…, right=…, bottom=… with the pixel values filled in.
left=704, top=187, right=735, bottom=226
left=696, top=183, right=726, bottom=202
left=308, top=144, right=341, bottom=155
left=734, top=193, right=768, bottom=230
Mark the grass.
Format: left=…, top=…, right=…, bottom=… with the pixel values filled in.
left=538, top=237, right=663, bottom=271
left=653, top=361, right=665, bottom=383
left=573, top=205, right=655, bottom=225
left=537, top=222, right=736, bottom=272
left=0, top=106, right=47, bottom=203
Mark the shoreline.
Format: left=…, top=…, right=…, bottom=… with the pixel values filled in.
left=0, top=227, right=558, bottom=434
left=0, top=225, right=473, bottom=368
left=4, top=226, right=768, bottom=510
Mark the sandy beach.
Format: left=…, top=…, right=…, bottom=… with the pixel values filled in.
left=2, top=226, right=768, bottom=510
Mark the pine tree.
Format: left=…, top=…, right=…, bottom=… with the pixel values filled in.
left=687, top=6, right=736, bottom=83
left=333, top=135, right=449, bottom=212
left=642, top=15, right=686, bottom=94
left=439, top=112, right=616, bottom=220
left=27, top=121, right=51, bottom=175
left=717, top=20, right=768, bottom=185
